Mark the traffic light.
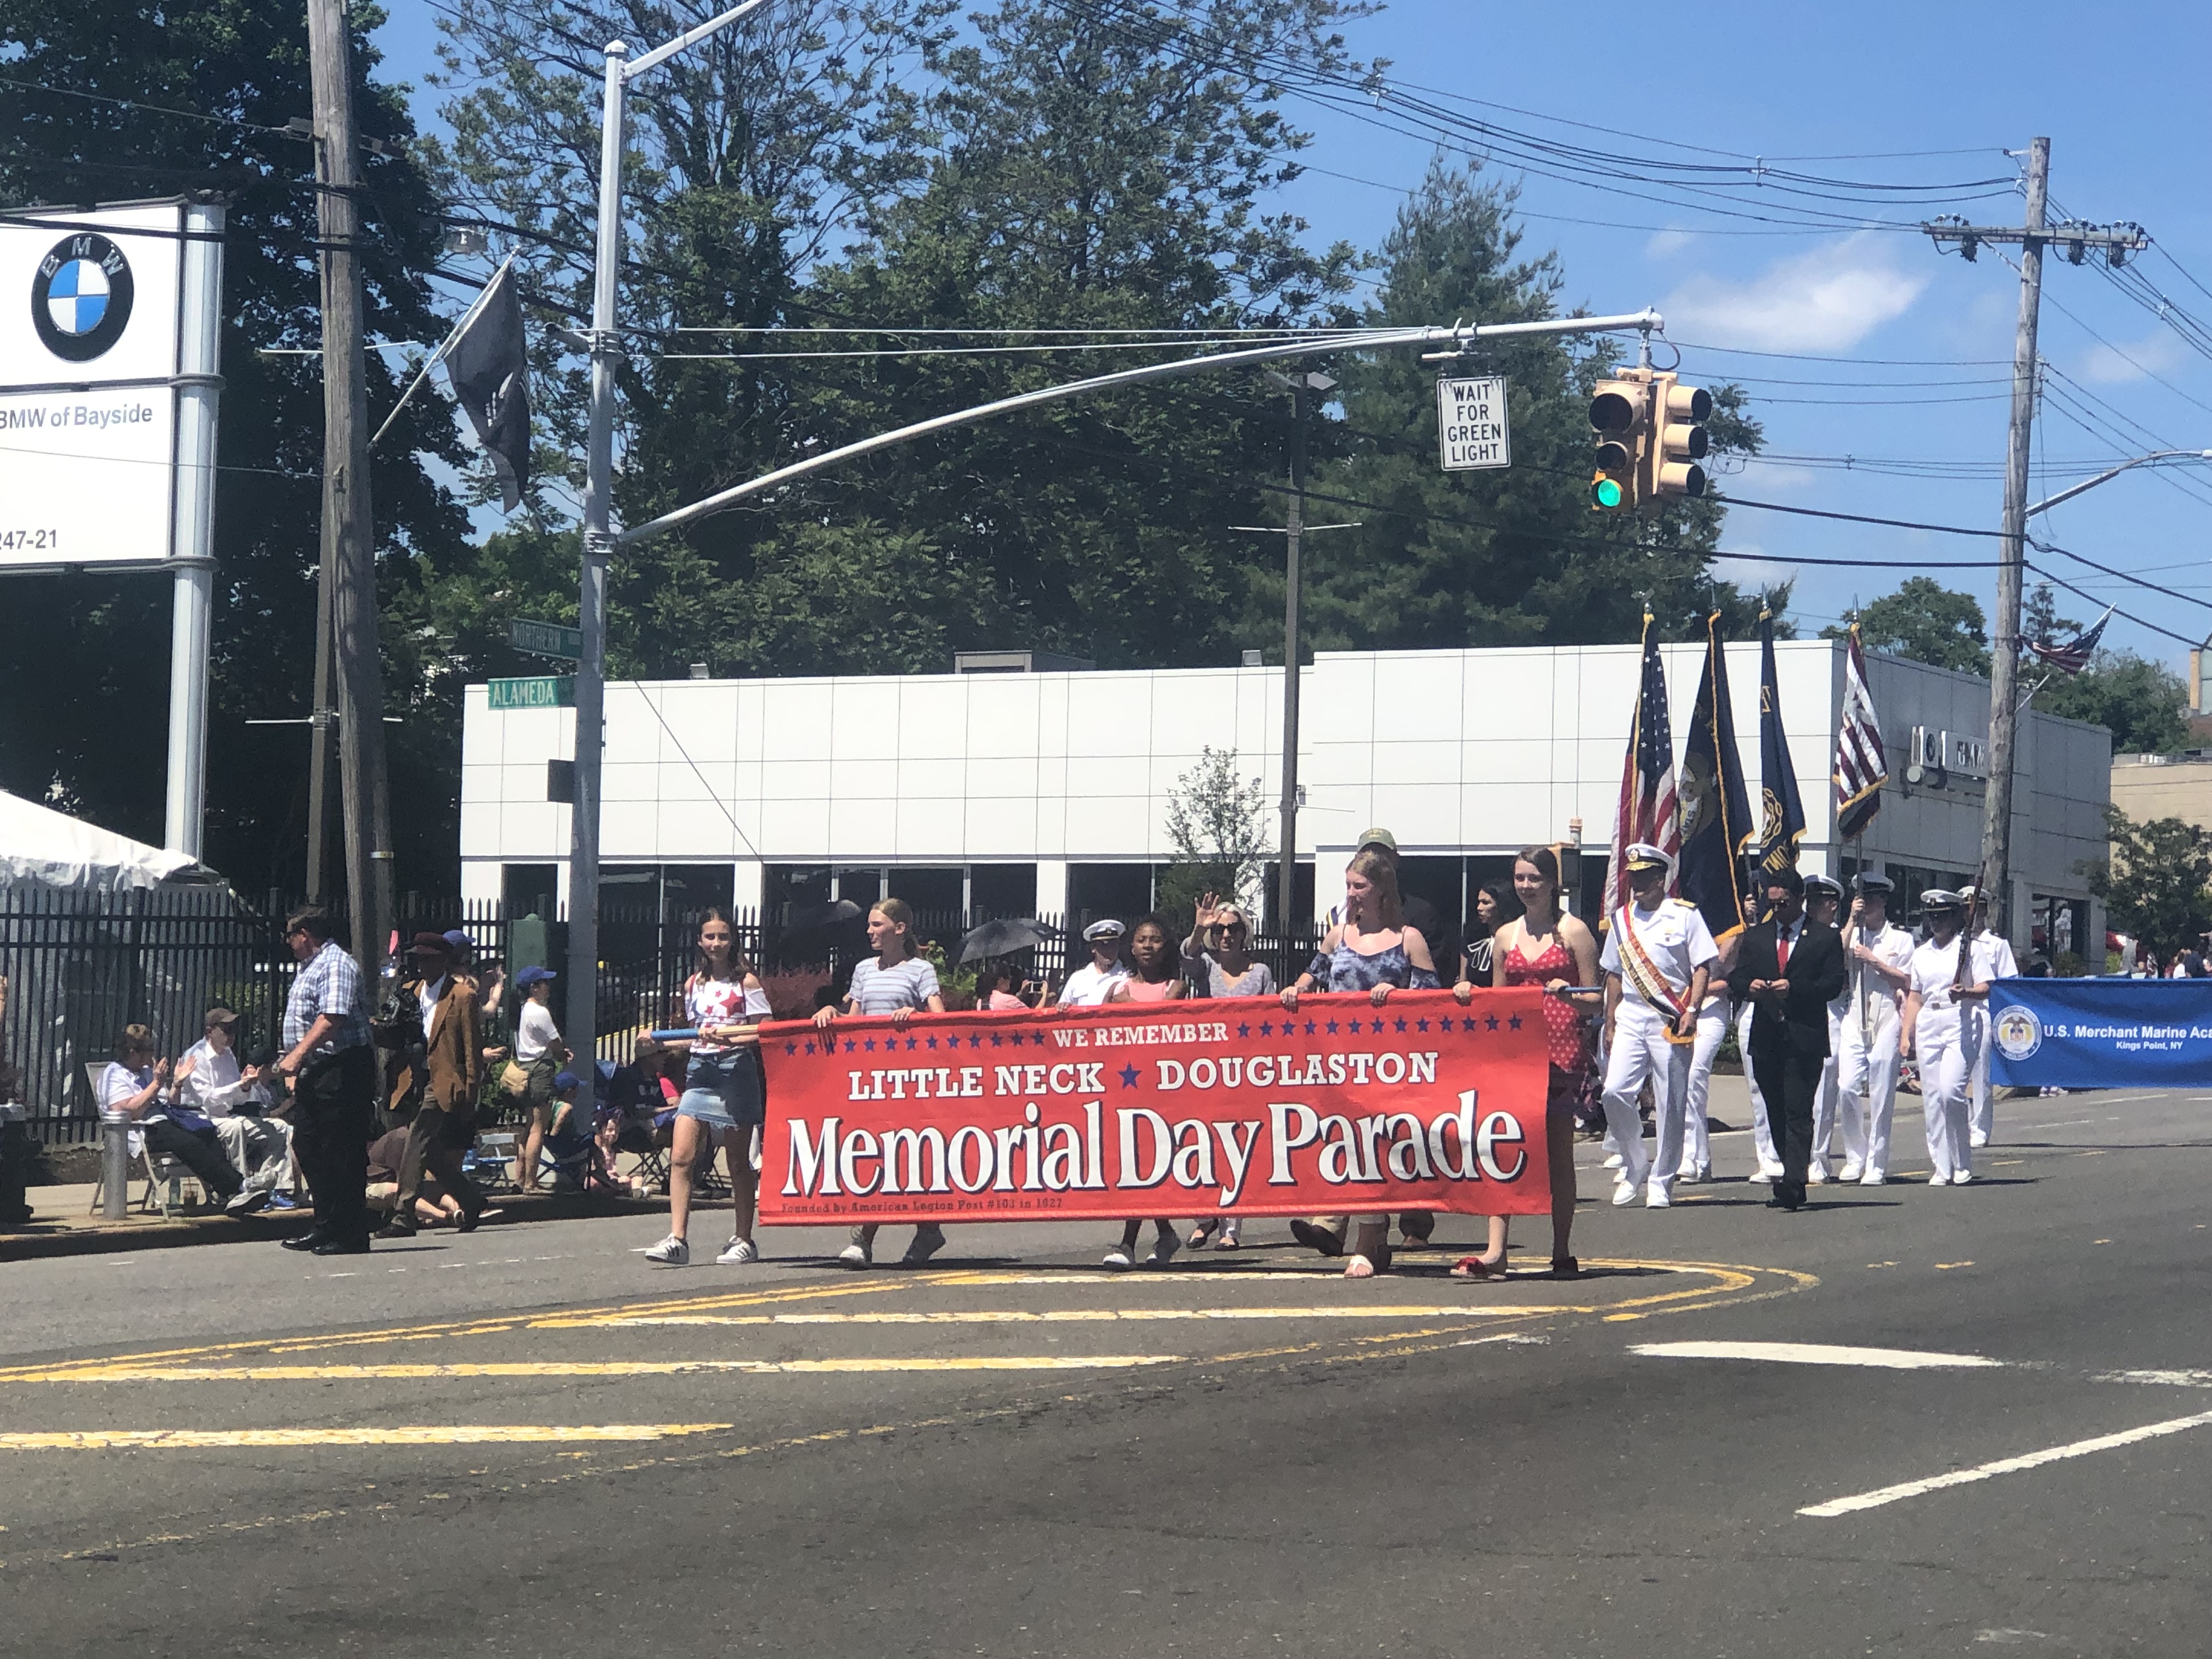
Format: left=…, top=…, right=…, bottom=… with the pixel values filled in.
left=1588, top=376, right=1652, bottom=511
left=1646, top=373, right=1711, bottom=501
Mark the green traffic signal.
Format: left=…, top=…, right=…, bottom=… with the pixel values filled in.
left=1591, top=471, right=1624, bottom=510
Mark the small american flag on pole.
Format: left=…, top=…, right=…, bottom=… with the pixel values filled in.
left=1605, top=611, right=1681, bottom=916
left=1833, top=622, right=1887, bottom=842
left=2025, top=605, right=2112, bottom=677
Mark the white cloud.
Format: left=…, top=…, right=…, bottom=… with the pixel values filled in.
left=2076, top=329, right=2188, bottom=386
left=1660, top=234, right=1928, bottom=352
left=1733, top=459, right=1821, bottom=493
left=1645, top=228, right=1695, bottom=259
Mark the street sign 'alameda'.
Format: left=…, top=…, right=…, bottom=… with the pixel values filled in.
left=1437, top=375, right=1511, bottom=471
left=488, top=675, right=575, bottom=711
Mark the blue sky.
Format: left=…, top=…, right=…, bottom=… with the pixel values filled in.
left=372, top=0, right=2212, bottom=675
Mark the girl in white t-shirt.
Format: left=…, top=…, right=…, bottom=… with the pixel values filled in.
left=645, top=911, right=770, bottom=1267
left=814, top=898, right=949, bottom=1268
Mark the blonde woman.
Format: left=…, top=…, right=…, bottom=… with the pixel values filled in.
left=814, top=897, right=949, bottom=1267
left=1279, top=850, right=1440, bottom=1278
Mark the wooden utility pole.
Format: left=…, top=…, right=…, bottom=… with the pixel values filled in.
left=307, top=0, right=394, bottom=973
left=1924, top=142, right=2147, bottom=943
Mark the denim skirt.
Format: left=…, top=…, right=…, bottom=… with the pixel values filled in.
left=676, top=1048, right=764, bottom=1130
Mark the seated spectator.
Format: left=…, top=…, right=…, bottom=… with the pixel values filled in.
left=978, top=961, right=1036, bottom=1011
left=173, top=1007, right=296, bottom=1209
left=97, top=1024, right=266, bottom=1216
left=365, top=1126, right=462, bottom=1227
left=594, top=1049, right=676, bottom=1197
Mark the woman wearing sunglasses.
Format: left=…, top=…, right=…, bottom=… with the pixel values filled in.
left=1181, top=893, right=1276, bottom=1249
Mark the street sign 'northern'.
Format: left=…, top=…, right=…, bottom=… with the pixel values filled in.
left=1437, top=375, right=1510, bottom=471
left=509, top=618, right=582, bottom=661
left=487, top=676, right=575, bottom=711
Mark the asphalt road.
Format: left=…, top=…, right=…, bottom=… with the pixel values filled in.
left=3, top=1085, right=2208, bottom=1657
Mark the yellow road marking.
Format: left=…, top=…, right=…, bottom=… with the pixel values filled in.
left=7, top=1356, right=1183, bottom=1383
left=543, top=1306, right=1573, bottom=1328
left=0, top=1424, right=732, bottom=1451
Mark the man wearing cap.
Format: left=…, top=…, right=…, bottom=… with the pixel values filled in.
left=1728, top=867, right=1847, bottom=1211
left=1060, top=921, right=1133, bottom=1006
left=1902, top=890, right=2005, bottom=1186
left=375, top=932, right=486, bottom=1238
left=1599, top=843, right=1719, bottom=1208
left=1956, top=887, right=2019, bottom=1149
left=1801, top=874, right=1848, bottom=1183
left=1833, top=873, right=1914, bottom=1184
left=173, top=1007, right=295, bottom=1205
left=506, top=964, right=567, bottom=1194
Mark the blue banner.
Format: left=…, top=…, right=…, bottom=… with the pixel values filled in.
left=1987, top=978, right=2212, bottom=1089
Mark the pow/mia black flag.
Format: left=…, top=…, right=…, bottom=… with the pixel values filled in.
left=1753, top=607, right=1807, bottom=877
left=1677, top=611, right=1753, bottom=944
left=444, top=259, right=531, bottom=511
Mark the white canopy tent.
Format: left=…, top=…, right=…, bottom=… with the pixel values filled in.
left=0, top=789, right=207, bottom=891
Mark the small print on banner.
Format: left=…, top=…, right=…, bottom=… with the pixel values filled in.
left=1436, top=375, right=1510, bottom=471
left=757, top=990, right=1552, bottom=1226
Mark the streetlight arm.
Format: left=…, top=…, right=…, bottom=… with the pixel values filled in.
left=614, top=309, right=1662, bottom=547
left=2027, top=449, right=2212, bottom=518
left=625, top=0, right=778, bottom=77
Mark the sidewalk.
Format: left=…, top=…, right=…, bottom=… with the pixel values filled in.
left=1, top=1181, right=669, bottom=1263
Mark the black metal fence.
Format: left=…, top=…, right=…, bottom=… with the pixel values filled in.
left=2, top=887, right=1319, bottom=1142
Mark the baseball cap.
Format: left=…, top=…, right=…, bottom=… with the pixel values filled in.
left=1356, top=827, right=1398, bottom=854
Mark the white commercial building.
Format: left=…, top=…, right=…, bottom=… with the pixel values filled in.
left=460, top=640, right=2109, bottom=960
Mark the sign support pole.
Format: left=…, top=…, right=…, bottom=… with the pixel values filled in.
left=161, top=199, right=225, bottom=860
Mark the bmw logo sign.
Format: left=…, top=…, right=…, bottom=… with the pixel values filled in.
left=32, top=232, right=135, bottom=362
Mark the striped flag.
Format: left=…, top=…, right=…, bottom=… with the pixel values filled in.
left=1833, top=623, right=1888, bottom=842
left=1605, top=611, right=1681, bottom=917
left=2025, top=605, right=2112, bottom=677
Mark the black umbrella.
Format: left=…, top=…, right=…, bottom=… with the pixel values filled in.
left=958, top=916, right=1060, bottom=964
left=783, top=899, right=864, bottom=934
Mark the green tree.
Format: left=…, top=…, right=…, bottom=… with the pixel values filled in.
left=1825, top=577, right=1990, bottom=674
left=2084, top=805, right=2212, bottom=959
left=0, top=0, right=472, bottom=892
left=1156, top=746, right=1271, bottom=930
left=2035, top=652, right=2191, bottom=755
left=1300, top=161, right=1775, bottom=652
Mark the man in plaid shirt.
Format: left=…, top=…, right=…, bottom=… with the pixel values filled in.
left=274, top=906, right=378, bottom=1254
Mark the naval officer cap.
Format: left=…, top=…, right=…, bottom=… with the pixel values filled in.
left=1804, top=873, right=1844, bottom=900
left=1623, top=842, right=1673, bottom=872
left=1853, top=871, right=1895, bottom=895
left=1082, top=918, right=1127, bottom=943
left=1918, top=888, right=1965, bottom=912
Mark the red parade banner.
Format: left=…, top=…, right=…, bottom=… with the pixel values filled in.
left=756, top=989, right=1553, bottom=1226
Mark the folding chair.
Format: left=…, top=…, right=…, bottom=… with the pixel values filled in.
left=83, top=1063, right=204, bottom=1217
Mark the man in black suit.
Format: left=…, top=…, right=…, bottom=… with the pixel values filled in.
left=1728, top=867, right=1847, bottom=1211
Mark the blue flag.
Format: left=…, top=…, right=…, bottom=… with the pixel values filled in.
left=1751, top=609, right=1807, bottom=877
left=1677, top=612, right=1752, bottom=943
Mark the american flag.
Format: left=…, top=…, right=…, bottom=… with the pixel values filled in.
left=1833, top=623, right=1887, bottom=842
left=2025, top=605, right=2111, bottom=676
left=1605, top=612, right=1680, bottom=916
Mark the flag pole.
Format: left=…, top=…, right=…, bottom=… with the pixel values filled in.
left=370, top=252, right=517, bottom=449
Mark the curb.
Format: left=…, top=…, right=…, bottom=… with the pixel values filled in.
left=0, top=1191, right=670, bottom=1263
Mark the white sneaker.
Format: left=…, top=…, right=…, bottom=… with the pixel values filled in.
left=1951, top=1170, right=1974, bottom=1185
left=1675, top=1164, right=1706, bottom=1183
left=1970, top=1132, right=1990, bottom=1149
left=1612, top=1178, right=1640, bottom=1207
left=837, top=1242, right=872, bottom=1268
left=1806, top=1166, right=1829, bottom=1186
left=1603, top=1152, right=1625, bottom=1170
left=1860, top=1171, right=1887, bottom=1187
left=716, top=1237, right=759, bottom=1266
left=1839, top=1163, right=1863, bottom=1183
left=1103, top=1246, right=1135, bottom=1269
left=644, top=1235, right=690, bottom=1267
left=1760, top=1166, right=1788, bottom=1182
left=1644, top=1183, right=1672, bottom=1209
left=1146, top=1232, right=1181, bottom=1268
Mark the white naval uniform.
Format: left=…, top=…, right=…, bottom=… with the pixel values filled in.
left=1807, top=990, right=1849, bottom=1181
left=1678, top=991, right=1730, bottom=1179
left=1740, top=998, right=1781, bottom=1179
left=1967, top=929, right=2019, bottom=1146
left=1600, top=899, right=1720, bottom=1200
left=1833, top=923, right=1913, bottom=1181
left=1908, top=934, right=2009, bottom=1184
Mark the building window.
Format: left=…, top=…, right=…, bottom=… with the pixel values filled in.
left=1258, top=861, right=1315, bottom=935
left=969, top=864, right=1038, bottom=919
left=501, top=863, right=558, bottom=918
left=1069, top=863, right=1158, bottom=929
left=765, top=865, right=830, bottom=922
left=886, top=867, right=964, bottom=918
